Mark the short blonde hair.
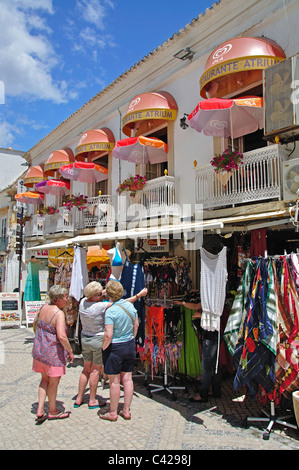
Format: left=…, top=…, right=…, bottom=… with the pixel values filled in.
left=106, top=280, right=123, bottom=302
left=84, top=281, right=103, bottom=299
left=48, top=285, right=68, bottom=304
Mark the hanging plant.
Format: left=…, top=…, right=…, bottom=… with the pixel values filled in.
left=210, top=148, right=243, bottom=173
left=64, top=194, right=88, bottom=211
left=116, top=175, right=147, bottom=197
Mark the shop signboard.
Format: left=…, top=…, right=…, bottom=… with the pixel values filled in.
left=137, top=238, right=169, bottom=253
left=24, top=301, right=45, bottom=328
left=0, top=292, right=21, bottom=329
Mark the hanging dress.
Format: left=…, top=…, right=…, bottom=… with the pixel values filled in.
left=23, top=261, right=41, bottom=301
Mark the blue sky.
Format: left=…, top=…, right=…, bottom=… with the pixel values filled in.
left=0, top=0, right=216, bottom=152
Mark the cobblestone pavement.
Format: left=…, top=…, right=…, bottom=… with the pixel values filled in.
left=1, top=328, right=299, bottom=452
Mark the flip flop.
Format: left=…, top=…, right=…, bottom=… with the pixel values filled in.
left=88, top=400, right=106, bottom=409
left=119, top=410, right=131, bottom=420
left=99, top=412, right=118, bottom=422
left=73, top=402, right=83, bottom=408
left=35, top=413, right=47, bottom=423
left=48, top=411, right=70, bottom=420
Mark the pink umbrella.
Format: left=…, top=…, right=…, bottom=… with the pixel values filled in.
left=59, top=162, right=108, bottom=183
left=112, top=136, right=168, bottom=164
left=36, top=179, right=70, bottom=196
left=188, top=96, right=264, bottom=141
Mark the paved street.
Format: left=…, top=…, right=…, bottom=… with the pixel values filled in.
left=0, top=327, right=299, bottom=452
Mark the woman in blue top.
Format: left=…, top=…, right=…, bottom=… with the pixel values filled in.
left=101, top=280, right=144, bottom=421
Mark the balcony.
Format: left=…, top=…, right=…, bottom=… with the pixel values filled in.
left=74, top=195, right=115, bottom=231
left=118, top=175, right=179, bottom=221
left=194, top=145, right=289, bottom=209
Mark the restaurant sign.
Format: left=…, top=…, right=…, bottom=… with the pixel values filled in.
left=200, top=55, right=284, bottom=93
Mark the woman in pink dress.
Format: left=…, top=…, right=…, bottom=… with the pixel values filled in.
left=32, top=285, right=74, bottom=422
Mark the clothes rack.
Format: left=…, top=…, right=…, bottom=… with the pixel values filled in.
left=224, top=254, right=299, bottom=439
left=245, top=401, right=297, bottom=440
left=145, top=296, right=186, bottom=399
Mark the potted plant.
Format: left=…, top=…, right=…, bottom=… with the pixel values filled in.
left=39, top=206, right=59, bottom=216
left=210, top=148, right=243, bottom=187
left=117, top=174, right=147, bottom=197
left=64, top=194, right=88, bottom=211
left=210, top=148, right=243, bottom=173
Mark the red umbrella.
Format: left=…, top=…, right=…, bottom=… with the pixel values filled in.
left=188, top=96, right=264, bottom=141
left=112, top=136, right=168, bottom=164
left=35, top=179, right=70, bottom=196
left=15, top=191, right=44, bottom=204
left=59, top=161, right=108, bottom=183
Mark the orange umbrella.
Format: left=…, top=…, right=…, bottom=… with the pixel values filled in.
left=15, top=191, right=44, bottom=204
left=112, top=136, right=168, bottom=164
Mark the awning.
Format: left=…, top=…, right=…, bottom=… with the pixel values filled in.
left=200, top=36, right=285, bottom=99
left=122, top=91, right=178, bottom=137
left=23, top=165, right=45, bottom=188
left=75, top=128, right=115, bottom=161
left=44, top=149, right=75, bottom=177
left=48, top=246, right=109, bottom=268
left=28, top=208, right=287, bottom=251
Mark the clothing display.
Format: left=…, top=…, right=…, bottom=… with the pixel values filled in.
left=23, top=260, right=41, bottom=301
left=69, top=246, right=89, bottom=302
left=54, top=259, right=77, bottom=325
left=200, top=247, right=227, bottom=332
left=177, top=307, right=202, bottom=379
left=224, top=254, right=299, bottom=403
left=120, top=256, right=146, bottom=346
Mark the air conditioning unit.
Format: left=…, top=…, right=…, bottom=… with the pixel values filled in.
left=282, top=158, right=299, bottom=201
left=264, top=54, right=299, bottom=139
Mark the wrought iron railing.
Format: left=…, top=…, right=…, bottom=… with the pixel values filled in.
left=194, top=144, right=289, bottom=209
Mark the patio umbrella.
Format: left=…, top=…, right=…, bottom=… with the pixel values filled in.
left=59, top=162, right=108, bottom=183
left=188, top=96, right=264, bottom=142
left=36, top=179, right=71, bottom=196
left=15, top=191, right=44, bottom=204
left=112, top=135, right=168, bottom=164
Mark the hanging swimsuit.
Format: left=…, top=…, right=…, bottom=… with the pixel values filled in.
left=111, top=246, right=123, bottom=266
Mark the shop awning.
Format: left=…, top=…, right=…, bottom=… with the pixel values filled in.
left=23, top=165, right=45, bottom=188
left=44, top=149, right=75, bottom=177
left=48, top=245, right=109, bottom=268
left=75, top=128, right=115, bottom=161
left=28, top=208, right=287, bottom=252
left=200, top=36, right=286, bottom=99
left=122, top=91, right=178, bottom=137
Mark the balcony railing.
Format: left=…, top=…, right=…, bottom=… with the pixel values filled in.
left=119, top=175, right=179, bottom=220
left=75, top=195, right=115, bottom=231
left=194, top=145, right=289, bottom=209
left=24, top=214, right=45, bottom=237
left=44, top=207, right=74, bottom=235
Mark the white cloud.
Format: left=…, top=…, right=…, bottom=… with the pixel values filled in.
left=76, top=0, right=115, bottom=28
left=0, top=120, right=18, bottom=148
left=0, top=0, right=68, bottom=103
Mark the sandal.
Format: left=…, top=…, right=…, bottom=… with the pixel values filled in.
left=73, top=401, right=83, bottom=408
left=48, top=411, right=70, bottom=420
left=99, top=412, right=118, bottom=422
left=88, top=400, right=106, bottom=409
left=119, top=410, right=131, bottom=420
left=35, top=413, right=47, bottom=423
